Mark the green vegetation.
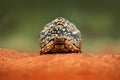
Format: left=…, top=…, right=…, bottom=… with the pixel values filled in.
left=0, top=0, right=120, bottom=52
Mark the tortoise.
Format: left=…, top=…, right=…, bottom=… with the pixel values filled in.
left=39, top=17, right=82, bottom=54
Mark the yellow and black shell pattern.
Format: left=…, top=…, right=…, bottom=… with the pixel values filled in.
left=39, top=17, right=82, bottom=54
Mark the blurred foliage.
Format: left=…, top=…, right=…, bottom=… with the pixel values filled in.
left=0, top=0, right=120, bottom=52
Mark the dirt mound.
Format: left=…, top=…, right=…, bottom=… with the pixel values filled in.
left=0, top=48, right=120, bottom=80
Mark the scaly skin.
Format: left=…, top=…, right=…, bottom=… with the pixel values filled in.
left=39, top=17, right=82, bottom=54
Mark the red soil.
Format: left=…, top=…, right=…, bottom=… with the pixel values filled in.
left=0, top=48, right=120, bottom=80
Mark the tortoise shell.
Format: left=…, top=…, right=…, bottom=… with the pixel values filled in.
left=39, top=17, right=82, bottom=54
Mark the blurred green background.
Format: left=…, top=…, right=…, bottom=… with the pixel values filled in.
left=0, top=0, right=120, bottom=52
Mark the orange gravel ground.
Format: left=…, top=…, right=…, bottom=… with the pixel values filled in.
left=0, top=48, right=120, bottom=80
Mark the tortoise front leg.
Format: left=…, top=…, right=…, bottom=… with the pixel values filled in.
left=65, top=40, right=81, bottom=53
left=40, top=41, right=54, bottom=54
